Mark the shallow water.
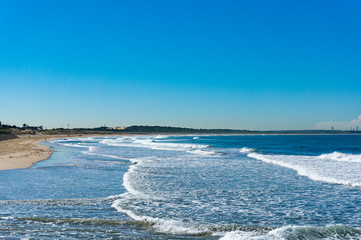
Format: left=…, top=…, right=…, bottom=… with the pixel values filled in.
left=1, top=135, right=361, bottom=239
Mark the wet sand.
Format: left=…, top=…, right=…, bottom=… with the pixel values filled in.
left=0, top=132, right=269, bottom=170
left=0, top=135, right=63, bottom=170
left=0, top=133, right=129, bottom=170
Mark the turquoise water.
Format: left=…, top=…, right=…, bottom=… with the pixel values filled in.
left=1, top=135, right=361, bottom=239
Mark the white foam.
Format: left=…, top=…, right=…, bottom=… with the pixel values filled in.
left=82, top=151, right=132, bottom=161
left=100, top=136, right=212, bottom=155
left=133, top=138, right=207, bottom=152
left=219, top=231, right=260, bottom=240
left=122, top=158, right=144, bottom=195
left=319, top=151, right=361, bottom=163
left=240, top=147, right=254, bottom=154
left=0, top=216, right=15, bottom=220
left=112, top=198, right=206, bottom=235
left=193, top=137, right=199, bottom=140
left=100, top=137, right=137, bottom=146
left=111, top=152, right=212, bottom=236
left=155, top=135, right=167, bottom=139
left=248, top=152, right=361, bottom=187
left=189, top=149, right=216, bottom=155
left=106, top=194, right=123, bottom=199
left=220, top=225, right=361, bottom=240
left=268, top=225, right=361, bottom=240
left=62, top=143, right=89, bottom=148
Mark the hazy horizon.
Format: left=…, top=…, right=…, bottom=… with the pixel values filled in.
left=1, top=1, right=360, bottom=131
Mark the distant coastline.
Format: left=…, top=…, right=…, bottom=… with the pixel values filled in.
left=1, top=124, right=361, bottom=171
left=1, top=124, right=361, bottom=141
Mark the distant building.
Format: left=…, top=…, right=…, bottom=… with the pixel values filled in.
left=22, top=125, right=43, bottom=130
left=110, top=127, right=126, bottom=130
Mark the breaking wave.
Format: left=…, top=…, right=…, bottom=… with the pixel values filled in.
left=220, top=225, right=361, bottom=240
left=319, top=151, right=361, bottom=163
left=248, top=152, right=361, bottom=187
left=2, top=215, right=360, bottom=239
left=240, top=147, right=254, bottom=153
left=41, top=135, right=361, bottom=239
left=100, top=137, right=214, bottom=155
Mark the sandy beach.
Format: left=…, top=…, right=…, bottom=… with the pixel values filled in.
left=0, top=133, right=130, bottom=170
left=0, top=135, right=61, bottom=170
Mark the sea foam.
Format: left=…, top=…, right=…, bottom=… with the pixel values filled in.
left=240, top=147, right=254, bottom=153
left=319, top=151, right=361, bottom=163
left=100, top=136, right=214, bottom=156
left=112, top=199, right=207, bottom=235
left=248, top=152, right=361, bottom=187
left=112, top=154, right=208, bottom=235
left=220, top=225, right=361, bottom=240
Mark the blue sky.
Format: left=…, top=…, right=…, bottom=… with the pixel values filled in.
left=1, top=0, right=360, bottom=130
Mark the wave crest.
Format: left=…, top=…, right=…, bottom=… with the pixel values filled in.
left=319, top=151, right=361, bottom=163
left=247, top=152, right=361, bottom=187
left=100, top=136, right=215, bottom=156
left=240, top=147, right=254, bottom=154
left=220, top=225, right=361, bottom=240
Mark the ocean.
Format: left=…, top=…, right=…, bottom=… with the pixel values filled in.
left=1, top=135, right=361, bottom=239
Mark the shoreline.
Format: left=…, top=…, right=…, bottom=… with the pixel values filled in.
left=0, top=133, right=234, bottom=171
left=1, top=133, right=360, bottom=171
left=0, top=135, right=53, bottom=170
left=0, top=134, right=119, bottom=171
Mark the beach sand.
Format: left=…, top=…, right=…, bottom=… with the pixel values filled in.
left=0, top=134, right=126, bottom=170
left=0, top=132, right=228, bottom=171
left=0, top=135, right=61, bottom=170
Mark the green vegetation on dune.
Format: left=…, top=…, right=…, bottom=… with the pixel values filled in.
left=1, top=121, right=361, bottom=137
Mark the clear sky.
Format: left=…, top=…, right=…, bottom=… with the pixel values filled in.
left=1, top=0, right=360, bottom=130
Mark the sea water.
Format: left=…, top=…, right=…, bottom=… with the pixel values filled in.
left=1, top=135, right=361, bottom=239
